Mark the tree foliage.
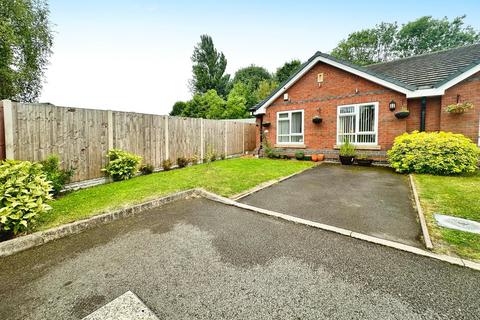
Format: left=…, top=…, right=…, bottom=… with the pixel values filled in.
left=331, top=16, right=480, bottom=66
left=232, top=65, right=272, bottom=108
left=0, top=0, right=54, bottom=102
left=190, top=34, right=230, bottom=97
left=170, top=101, right=186, bottom=116
left=254, top=79, right=278, bottom=102
left=275, top=59, right=302, bottom=83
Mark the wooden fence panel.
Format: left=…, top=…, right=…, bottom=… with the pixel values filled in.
left=203, top=119, right=225, bottom=157
left=4, top=102, right=257, bottom=182
left=167, top=117, right=202, bottom=163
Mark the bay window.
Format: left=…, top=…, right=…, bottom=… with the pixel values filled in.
left=277, top=110, right=304, bottom=144
left=337, top=102, right=378, bottom=145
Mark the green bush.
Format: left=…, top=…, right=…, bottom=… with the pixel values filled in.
left=140, top=164, right=154, bottom=175
left=102, top=149, right=142, bottom=181
left=295, top=151, right=305, bottom=160
left=177, top=157, right=189, bottom=168
left=40, top=155, right=74, bottom=196
left=0, top=160, right=52, bottom=236
left=339, top=140, right=356, bottom=157
left=162, top=159, right=173, bottom=171
left=387, top=131, right=480, bottom=175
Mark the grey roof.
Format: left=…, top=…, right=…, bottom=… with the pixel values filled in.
left=252, top=44, right=480, bottom=112
left=365, top=43, right=480, bottom=89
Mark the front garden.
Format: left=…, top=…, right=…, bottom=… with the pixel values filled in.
left=31, top=158, right=315, bottom=232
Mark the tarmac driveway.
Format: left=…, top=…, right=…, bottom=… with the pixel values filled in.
left=1, top=197, right=479, bottom=319
left=240, top=164, right=422, bottom=247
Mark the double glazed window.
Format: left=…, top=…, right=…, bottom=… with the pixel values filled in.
left=337, top=103, right=378, bottom=145
left=277, top=110, right=304, bottom=144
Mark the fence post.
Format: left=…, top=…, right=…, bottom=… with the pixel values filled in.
left=200, top=118, right=204, bottom=160
left=224, top=121, right=228, bottom=156
left=3, top=100, right=14, bottom=160
left=107, top=110, right=113, bottom=150
left=242, top=122, right=245, bottom=154
left=165, top=116, right=169, bottom=160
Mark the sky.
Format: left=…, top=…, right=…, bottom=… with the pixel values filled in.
left=39, top=0, right=480, bottom=115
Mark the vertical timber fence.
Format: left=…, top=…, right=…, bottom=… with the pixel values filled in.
left=0, top=100, right=257, bottom=182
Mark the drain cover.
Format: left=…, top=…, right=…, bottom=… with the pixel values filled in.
left=434, top=214, right=480, bottom=234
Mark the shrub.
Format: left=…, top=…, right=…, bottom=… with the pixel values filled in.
left=40, top=155, right=74, bottom=196
left=339, top=140, right=356, bottom=157
left=387, top=131, right=480, bottom=175
left=220, top=153, right=226, bottom=160
left=103, top=149, right=142, bottom=181
left=0, top=160, right=52, bottom=236
left=189, top=154, right=199, bottom=165
left=177, top=157, right=189, bottom=168
left=210, top=153, right=217, bottom=162
left=162, top=159, right=173, bottom=171
left=295, top=151, right=305, bottom=160
left=140, top=164, right=154, bottom=175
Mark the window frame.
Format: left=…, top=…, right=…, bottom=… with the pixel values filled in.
left=276, top=109, right=305, bottom=145
left=336, top=102, right=379, bottom=146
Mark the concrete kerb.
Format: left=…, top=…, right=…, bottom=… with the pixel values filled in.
left=197, top=189, right=479, bottom=272
left=0, top=189, right=200, bottom=257
left=408, top=174, right=434, bottom=249
left=230, top=163, right=321, bottom=200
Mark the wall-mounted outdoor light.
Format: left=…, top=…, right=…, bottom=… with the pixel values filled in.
left=389, top=100, right=396, bottom=111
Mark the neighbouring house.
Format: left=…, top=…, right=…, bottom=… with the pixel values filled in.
left=252, top=44, right=480, bottom=160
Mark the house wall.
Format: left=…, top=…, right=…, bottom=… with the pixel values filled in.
left=258, top=62, right=407, bottom=158
left=440, top=71, right=480, bottom=144
left=406, top=97, right=442, bottom=132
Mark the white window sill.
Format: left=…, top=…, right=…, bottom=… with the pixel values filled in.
left=274, top=144, right=307, bottom=149
left=333, top=144, right=381, bottom=150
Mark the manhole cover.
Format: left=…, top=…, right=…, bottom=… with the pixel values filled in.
left=434, top=214, right=480, bottom=234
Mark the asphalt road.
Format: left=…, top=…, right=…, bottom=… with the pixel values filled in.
left=0, top=197, right=478, bottom=319
left=240, top=164, right=422, bottom=247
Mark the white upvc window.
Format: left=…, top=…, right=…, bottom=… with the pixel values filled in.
left=337, top=102, right=379, bottom=145
left=277, top=110, right=304, bottom=144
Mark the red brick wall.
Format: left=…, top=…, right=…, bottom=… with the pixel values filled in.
left=440, top=72, right=480, bottom=143
left=406, top=97, right=441, bottom=133
left=258, top=62, right=407, bottom=151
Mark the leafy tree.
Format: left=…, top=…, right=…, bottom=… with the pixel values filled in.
left=190, top=34, right=230, bottom=97
left=223, top=82, right=249, bottom=119
left=396, top=16, right=480, bottom=58
left=181, top=89, right=225, bottom=119
left=275, top=59, right=302, bottom=83
left=254, top=79, right=278, bottom=102
left=331, top=22, right=398, bottom=66
left=170, top=101, right=186, bottom=116
left=232, top=65, right=272, bottom=108
left=0, top=0, right=53, bottom=102
left=331, top=16, right=480, bottom=65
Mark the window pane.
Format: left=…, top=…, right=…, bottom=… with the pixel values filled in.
left=291, top=135, right=303, bottom=143
left=278, top=120, right=289, bottom=135
left=359, top=105, right=375, bottom=132
left=291, top=112, right=302, bottom=134
left=278, top=135, right=289, bottom=143
left=357, top=134, right=375, bottom=143
left=278, top=113, right=288, bottom=119
left=339, top=115, right=356, bottom=134
left=340, top=106, right=354, bottom=114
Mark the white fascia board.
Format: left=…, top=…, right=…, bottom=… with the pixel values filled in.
left=254, top=55, right=413, bottom=115
left=406, top=88, right=444, bottom=98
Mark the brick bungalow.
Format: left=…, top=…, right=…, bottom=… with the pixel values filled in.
left=252, top=44, right=480, bottom=160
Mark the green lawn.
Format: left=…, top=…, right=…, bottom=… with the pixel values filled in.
left=413, top=171, right=480, bottom=261
left=36, top=158, right=315, bottom=231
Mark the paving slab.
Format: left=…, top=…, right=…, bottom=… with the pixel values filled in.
left=239, top=164, right=422, bottom=247
left=82, top=291, right=159, bottom=320
left=0, top=197, right=479, bottom=319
